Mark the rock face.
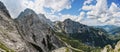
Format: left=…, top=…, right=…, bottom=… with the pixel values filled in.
left=0, top=1, right=64, bottom=52
left=102, top=41, right=120, bottom=52
left=63, top=19, right=88, bottom=34
left=0, top=1, right=120, bottom=52
left=114, top=41, right=120, bottom=52
left=55, top=19, right=114, bottom=47
left=0, top=1, right=28, bottom=52
left=0, top=1, right=10, bottom=18
left=15, top=8, right=64, bottom=52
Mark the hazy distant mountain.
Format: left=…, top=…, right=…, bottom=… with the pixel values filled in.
left=96, top=25, right=120, bottom=35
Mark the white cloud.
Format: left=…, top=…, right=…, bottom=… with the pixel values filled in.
left=60, top=14, right=78, bottom=21
left=1, top=0, right=120, bottom=26
left=109, top=2, right=120, bottom=13
left=76, top=12, right=85, bottom=21
left=106, top=18, right=115, bottom=25
left=0, top=0, right=72, bottom=18
left=44, top=0, right=71, bottom=12
left=23, top=0, right=45, bottom=14
left=0, top=0, right=26, bottom=18
left=81, top=19, right=106, bottom=26
left=45, top=13, right=60, bottom=21
left=113, top=12, right=120, bottom=17
left=82, top=5, right=94, bottom=11
left=84, top=0, right=93, bottom=5
left=59, top=12, right=85, bottom=22
left=81, top=0, right=120, bottom=26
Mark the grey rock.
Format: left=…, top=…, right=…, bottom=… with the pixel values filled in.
left=63, top=18, right=88, bottom=34
left=0, top=1, right=30, bottom=52
left=54, top=18, right=114, bottom=48
left=15, top=8, right=64, bottom=52
left=0, top=1, right=64, bottom=52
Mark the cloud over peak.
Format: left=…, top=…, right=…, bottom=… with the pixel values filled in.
left=0, top=0, right=120, bottom=26
left=0, top=0, right=72, bottom=18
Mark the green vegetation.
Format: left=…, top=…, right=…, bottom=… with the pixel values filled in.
left=0, top=41, right=14, bottom=52
left=0, top=27, right=14, bottom=52
left=107, top=34, right=120, bottom=41
left=55, top=32, right=101, bottom=52
left=118, top=48, right=120, bottom=51
left=65, top=47, right=69, bottom=52
left=106, top=45, right=114, bottom=52
left=51, top=26, right=120, bottom=52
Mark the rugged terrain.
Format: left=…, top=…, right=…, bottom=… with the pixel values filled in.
left=54, top=19, right=120, bottom=52
left=0, top=1, right=65, bottom=52
left=0, top=1, right=120, bottom=52
left=54, top=19, right=116, bottom=47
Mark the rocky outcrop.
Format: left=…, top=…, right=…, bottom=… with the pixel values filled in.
left=0, top=1, right=65, bottom=52
left=15, top=8, right=65, bottom=52
left=0, top=1, right=119, bottom=52
left=0, top=1, right=29, bottom=52
left=114, top=41, right=120, bottom=52
left=0, top=1, right=10, bottom=18
left=63, top=18, right=88, bottom=34
left=102, top=41, right=120, bottom=52
left=55, top=19, right=114, bottom=48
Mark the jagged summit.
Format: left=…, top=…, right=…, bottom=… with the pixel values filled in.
left=17, top=8, right=37, bottom=19
left=0, top=1, right=120, bottom=52
left=23, top=8, right=36, bottom=15
left=16, top=8, right=54, bottom=29
left=0, top=1, right=10, bottom=17
left=63, top=18, right=74, bottom=23
left=64, top=18, right=72, bottom=21
left=63, top=18, right=84, bottom=25
left=0, top=1, right=29, bottom=52
left=15, top=8, right=64, bottom=52
left=0, top=1, right=64, bottom=51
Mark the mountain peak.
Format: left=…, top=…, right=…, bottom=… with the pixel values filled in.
left=64, top=18, right=72, bottom=22
left=24, top=8, right=35, bottom=14
left=17, top=8, right=37, bottom=19
left=15, top=8, right=64, bottom=52
left=0, top=1, right=11, bottom=17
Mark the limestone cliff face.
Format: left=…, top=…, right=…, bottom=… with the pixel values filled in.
left=0, top=1, right=65, bottom=52
left=114, top=41, right=120, bottom=52
left=63, top=19, right=88, bottom=34
left=15, top=8, right=64, bottom=52
left=0, top=1, right=28, bottom=52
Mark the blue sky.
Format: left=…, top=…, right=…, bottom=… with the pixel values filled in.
left=0, top=0, right=120, bottom=26
left=44, top=0, right=120, bottom=16
left=59, top=0, right=84, bottom=16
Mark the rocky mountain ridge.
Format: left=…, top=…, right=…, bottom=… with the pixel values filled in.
left=0, top=1, right=120, bottom=52
left=0, top=1, right=65, bottom=52
left=54, top=18, right=117, bottom=48
left=15, top=8, right=65, bottom=52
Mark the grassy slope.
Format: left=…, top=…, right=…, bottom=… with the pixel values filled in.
left=0, top=41, right=14, bottom=52
left=54, top=30, right=102, bottom=52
